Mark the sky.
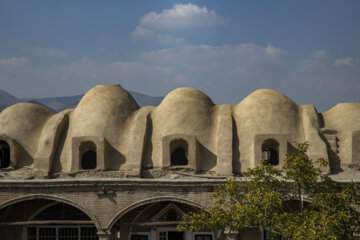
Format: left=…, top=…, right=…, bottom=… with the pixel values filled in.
left=0, top=0, right=360, bottom=111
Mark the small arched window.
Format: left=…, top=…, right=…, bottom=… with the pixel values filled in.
left=0, top=141, right=10, bottom=169
left=170, top=139, right=188, bottom=166
left=79, top=141, right=97, bottom=170
left=262, top=139, right=279, bottom=166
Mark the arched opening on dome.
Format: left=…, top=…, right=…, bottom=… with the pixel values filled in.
left=0, top=199, right=98, bottom=240
left=262, top=139, right=279, bottom=166
left=170, top=139, right=188, bottom=166
left=0, top=141, right=10, bottom=169
left=79, top=141, right=97, bottom=170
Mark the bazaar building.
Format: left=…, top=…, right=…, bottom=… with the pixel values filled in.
left=0, top=85, right=359, bottom=240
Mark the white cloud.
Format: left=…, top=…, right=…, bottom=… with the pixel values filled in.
left=2, top=44, right=359, bottom=112
left=109, top=60, right=174, bottom=76
left=156, top=34, right=185, bottom=45
left=131, top=26, right=154, bottom=39
left=333, top=58, right=352, bottom=67
left=131, top=27, right=184, bottom=45
left=139, top=3, right=229, bottom=30
left=172, top=73, right=188, bottom=84
left=1, top=43, right=285, bottom=98
left=295, top=52, right=359, bottom=95
left=297, top=50, right=330, bottom=72
left=312, top=49, right=328, bottom=59
left=28, top=46, right=70, bottom=58
left=0, top=56, right=177, bottom=98
left=139, top=43, right=286, bottom=72
left=297, top=58, right=325, bottom=72
left=0, top=57, right=28, bottom=68
left=265, top=44, right=287, bottom=57
left=132, top=4, right=227, bottom=45
left=49, top=57, right=174, bottom=84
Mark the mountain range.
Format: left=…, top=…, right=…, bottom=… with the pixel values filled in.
left=0, top=89, right=164, bottom=112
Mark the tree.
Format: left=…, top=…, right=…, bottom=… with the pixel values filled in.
left=178, top=142, right=360, bottom=240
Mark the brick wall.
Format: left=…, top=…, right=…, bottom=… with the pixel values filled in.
left=0, top=179, right=223, bottom=232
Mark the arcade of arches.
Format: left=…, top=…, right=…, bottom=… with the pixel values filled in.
left=0, top=176, right=228, bottom=240
left=0, top=199, right=98, bottom=240
left=0, top=197, right=218, bottom=240
left=2, top=86, right=358, bottom=240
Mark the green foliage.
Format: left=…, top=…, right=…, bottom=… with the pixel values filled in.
left=178, top=142, right=360, bottom=239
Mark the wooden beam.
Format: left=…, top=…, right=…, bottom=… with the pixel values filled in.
left=0, top=220, right=94, bottom=226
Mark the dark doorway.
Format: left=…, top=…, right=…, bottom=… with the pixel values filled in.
left=262, top=147, right=279, bottom=165
left=168, top=231, right=184, bottom=240
left=0, top=141, right=10, bottom=168
left=170, top=139, right=189, bottom=166
left=81, top=150, right=96, bottom=169
left=171, top=148, right=188, bottom=166
left=262, top=139, right=279, bottom=166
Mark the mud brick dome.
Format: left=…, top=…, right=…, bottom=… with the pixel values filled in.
left=0, top=85, right=360, bottom=240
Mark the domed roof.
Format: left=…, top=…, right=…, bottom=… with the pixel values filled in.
left=0, top=103, right=53, bottom=131
left=152, top=88, right=214, bottom=135
left=0, top=103, right=53, bottom=156
left=234, top=89, right=300, bottom=134
left=158, top=87, right=214, bottom=108
left=148, top=88, right=217, bottom=169
left=237, top=89, right=297, bottom=110
left=69, top=85, right=139, bottom=137
left=75, top=84, right=139, bottom=115
left=322, top=103, right=360, bottom=131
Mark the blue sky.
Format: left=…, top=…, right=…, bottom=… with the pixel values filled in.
left=1, top=0, right=359, bottom=111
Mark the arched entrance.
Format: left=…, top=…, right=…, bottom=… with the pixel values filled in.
left=261, top=139, right=279, bottom=166
left=0, top=198, right=99, bottom=239
left=109, top=200, right=214, bottom=240
left=0, top=140, right=10, bottom=168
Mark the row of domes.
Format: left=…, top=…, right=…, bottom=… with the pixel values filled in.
left=1, top=85, right=360, bottom=142
left=2, top=85, right=359, bottom=137
left=0, top=85, right=359, bottom=172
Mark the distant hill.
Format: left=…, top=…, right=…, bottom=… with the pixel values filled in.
left=0, top=89, right=163, bottom=112
left=26, top=99, right=56, bottom=112
left=35, top=95, right=83, bottom=112
left=129, top=91, right=164, bottom=107
left=0, top=89, right=20, bottom=106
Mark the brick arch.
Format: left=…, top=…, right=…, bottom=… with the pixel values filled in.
left=0, top=194, right=101, bottom=229
left=106, top=196, right=207, bottom=230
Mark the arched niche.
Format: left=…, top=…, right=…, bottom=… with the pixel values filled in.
left=71, top=136, right=106, bottom=171
left=0, top=135, right=20, bottom=169
left=79, top=141, right=97, bottom=170
left=254, top=134, right=287, bottom=168
left=262, top=139, right=279, bottom=165
left=162, top=134, right=197, bottom=169
left=0, top=140, right=10, bottom=169
left=170, top=139, right=188, bottom=166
